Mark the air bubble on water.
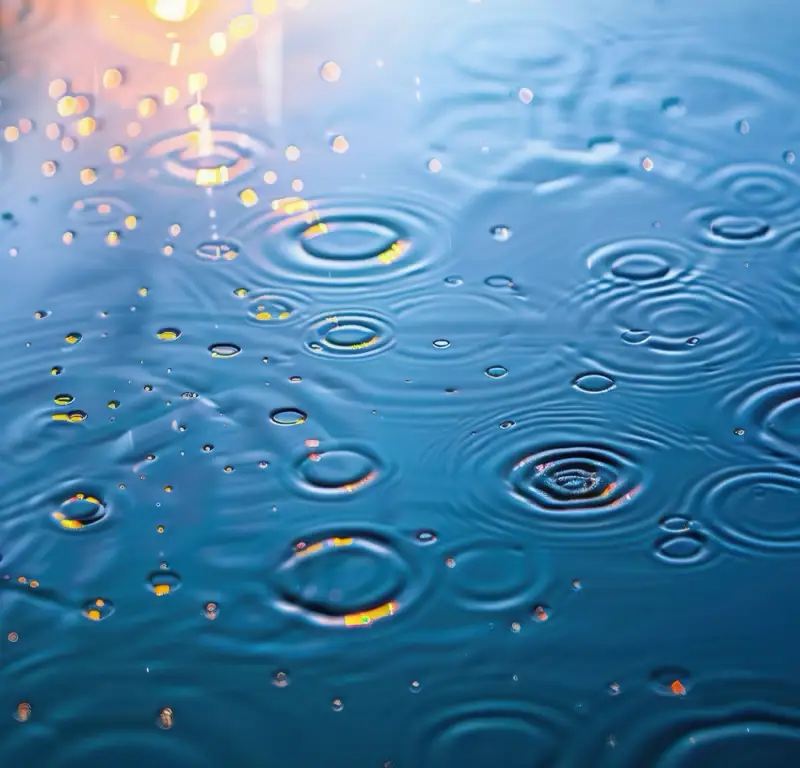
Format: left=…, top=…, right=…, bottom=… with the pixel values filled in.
left=432, top=339, right=450, bottom=348
left=608, top=682, right=621, bottom=696
left=641, top=157, right=654, bottom=172
left=500, top=420, right=515, bottom=429
left=734, top=428, right=745, bottom=436
left=491, top=226, right=511, bottom=242
left=409, top=680, right=422, bottom=693
left=332, top=698, right=344, bottom=712
left=784, top=150, right=796, bottom=165
left=416, top=530, right=437, bottom=544
left=485, top=366, right=508, bottom=378
left=737, top=119, right=750, bottom=134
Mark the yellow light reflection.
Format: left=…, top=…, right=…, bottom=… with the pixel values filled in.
left=147, top=0, right=200, bottom=22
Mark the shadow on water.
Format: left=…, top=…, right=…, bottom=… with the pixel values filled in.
left=2, top=0, right=800, bottom=765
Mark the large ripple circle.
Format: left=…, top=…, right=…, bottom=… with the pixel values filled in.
left=566, top=676, right=800, bottom=767
left=698, top=162, right=800, bottom=219
left=684, top=465, right=800, bottom=555
left=272, top=528, right=426, bottom=629
left=398, top=675, right=574, bottom=768
left=572, top=276, right=770, bottom=393
left=234, top=192, right=453, bottom=296
left=432, top=401, right=672, bottom=544
left=722, top=362, right=800, bottom=460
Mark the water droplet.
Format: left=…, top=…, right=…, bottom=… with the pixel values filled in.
left=270, top=408, right=307, bottom=426
left=432, top=339, right=450, bottom=349
left=485, top=366, right=508, bottom=379
left=491, top=226, right=511, bottom=242
left=273, top=671, right=290, bottom=687
left=81, top=598, right=115, bottom=621
left=320, top=61, right=341, bottom=82
left=147, top=569, right=182, bottom=596
left=208, top=343, right=241, bottom=358
left=573, top=373, right=616, bottom=394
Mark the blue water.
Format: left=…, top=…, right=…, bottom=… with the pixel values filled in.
left=1, top=0, right=800, bottom=764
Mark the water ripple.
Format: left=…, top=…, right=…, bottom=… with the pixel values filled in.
left=232, top=190, right=454, bottom=298
left=424, top=397, right=678, bottom=545
left=681, top=464, right=800, bottom=555
left=140, top=128, right=272, bottom=189
left=568, top=276, right=772, bottom=394
left=567, top=676, right=800, bottom=767
left=302, top=309, right=395, bottom=359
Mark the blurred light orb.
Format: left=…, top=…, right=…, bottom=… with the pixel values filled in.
left=147, top=0, right=200, bottom=22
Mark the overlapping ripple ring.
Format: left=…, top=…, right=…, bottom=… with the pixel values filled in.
left=302, top=309, right=395, bottom=359
left=698, top=161, right=800, bottom=219
left=565, top=236, right=706, bottom=318
left=565, top=676, right=800, bottom=766
left=271, top=526, right=429, bottom=630
left=427, top=2, right=599, bottom=101
left=575, top=276, right=770, bottom=393
left=140, top=128, right=271, bottom=188
left=683, top=465, right=800, bottom=555
left=722, top=362, right=800, bottom=460
left=399, top=673, right=574, bottom=768
left=436, top=401, right=671, bottom=544
left=233, top=191, right=453, bottom=296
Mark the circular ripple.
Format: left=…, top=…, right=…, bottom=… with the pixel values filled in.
left=574, top=277, right=770, bottom=393
left=67, top=196, right=136, bottom=229
left=443, top=540, right=549, bottom=611
left=687, top=206, right=777, bottom=251
left=586, top=238, right=701, bottom=285
left=247, top=290, right=311, bottom=328
left=303, top=310, right=395, bottom=359
left=286, top=440, right=389, bottom=498
left=429, top=4, right=597, bottom=100
left=273, top=531, right=420, bottom=628
left=401, top=675, right=574, bottom=768
left=653, top=530, right=718, bottom=568
left=434, top=400, right=670, bottom=544
left=510, top=445, right=642, bottom=517
left=568, top=677, right=800, bottom=767
left=195, top=239, right=241, bottom=262
left=683, top=465, right=800, bottom=555
left=698, top=162, right=800, bottom=218
left=140, top=129, right=270, bottom=188
left=722, top=363, right=800, bottom=460
left=233, top=191, right=453, bottom=296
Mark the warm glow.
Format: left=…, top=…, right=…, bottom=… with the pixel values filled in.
left=147, top=0, right=200, bottom=22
